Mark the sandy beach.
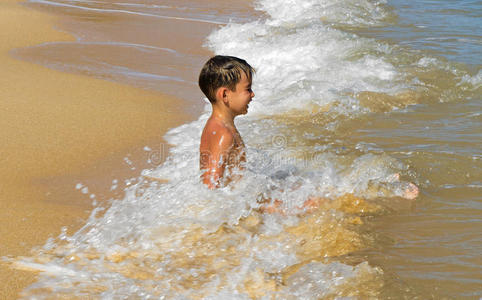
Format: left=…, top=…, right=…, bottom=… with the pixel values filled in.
left=0, top=0, right=192, bottom=297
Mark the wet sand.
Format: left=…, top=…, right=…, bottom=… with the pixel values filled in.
left=0, top=0, right=191, bottom=298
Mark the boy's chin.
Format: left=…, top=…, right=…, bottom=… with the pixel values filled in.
left=234, top=107, right=248, bottom=116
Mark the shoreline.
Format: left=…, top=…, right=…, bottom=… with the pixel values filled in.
left=0, top=0, right=194, bottom=298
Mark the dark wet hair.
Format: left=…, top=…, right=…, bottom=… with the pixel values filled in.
left=198, top=55, right=255, bottom=103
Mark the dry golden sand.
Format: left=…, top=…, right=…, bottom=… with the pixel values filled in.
left=0, top=0, right=189, bottom=298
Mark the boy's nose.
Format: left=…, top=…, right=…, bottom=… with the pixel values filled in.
left=250, top=91, right=255, bottom=98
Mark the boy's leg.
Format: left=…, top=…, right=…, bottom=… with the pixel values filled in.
left=402, top=182, right=419, bottom=200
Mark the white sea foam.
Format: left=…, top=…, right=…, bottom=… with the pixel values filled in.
left=256, top=0, right=390, bottom=27
left=206, top=9, right=402, bottom=117
left=19, top=0, right=433, bottom=298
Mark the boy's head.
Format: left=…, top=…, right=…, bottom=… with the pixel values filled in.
left=199, top=55, right=255, bottom=103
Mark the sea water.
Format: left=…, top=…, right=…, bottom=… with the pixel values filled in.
left=14, top=0, right=481, bottom=298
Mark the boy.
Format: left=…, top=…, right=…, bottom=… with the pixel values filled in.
left=199, top=55, right=255, bottom=189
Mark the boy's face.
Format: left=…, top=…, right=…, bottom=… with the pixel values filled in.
left=226, top=72, right=254, bottom=116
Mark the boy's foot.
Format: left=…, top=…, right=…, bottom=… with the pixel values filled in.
left=386, top=173, right=419, bottom=200
left=402, top=182, right=419, bottom=200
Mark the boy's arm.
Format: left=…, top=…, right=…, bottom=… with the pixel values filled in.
left=200, top=128, right=234, bottom=189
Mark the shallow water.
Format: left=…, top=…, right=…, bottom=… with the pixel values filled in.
left=14, top=0, right=482, bottom=298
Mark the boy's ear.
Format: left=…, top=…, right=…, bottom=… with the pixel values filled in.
left=216, top=87, right=229, bottom=105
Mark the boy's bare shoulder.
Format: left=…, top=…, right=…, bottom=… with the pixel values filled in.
left=200, top=118, right=234, bottom=151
